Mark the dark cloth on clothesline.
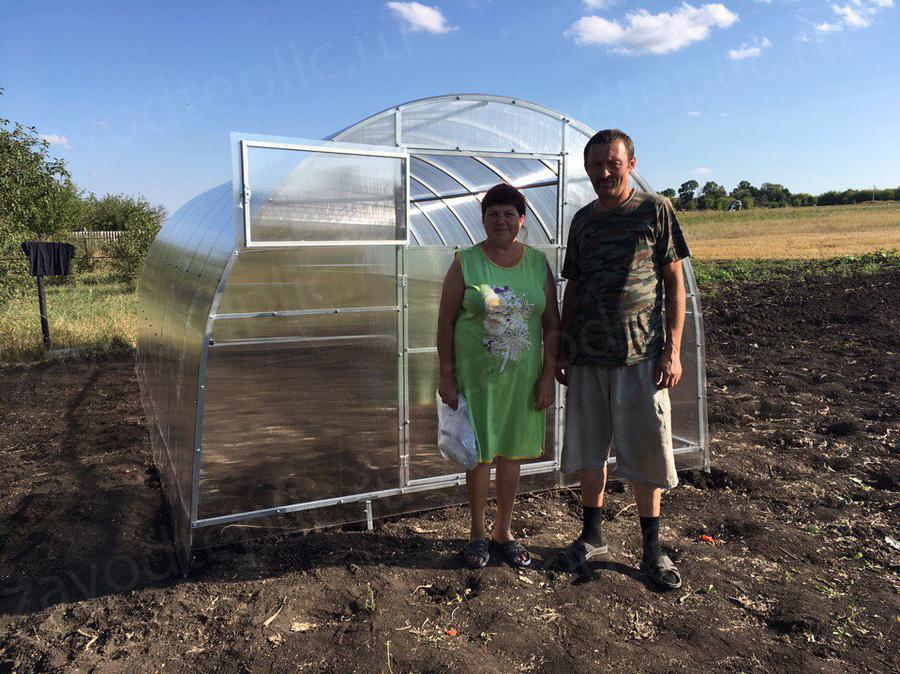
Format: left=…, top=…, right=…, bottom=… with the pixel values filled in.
left=20, top=242, right=76, bottom=276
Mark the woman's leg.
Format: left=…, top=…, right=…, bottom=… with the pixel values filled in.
left=493, top=456, right=522, bottom=530
left=466, top=463, right=492, bottom=544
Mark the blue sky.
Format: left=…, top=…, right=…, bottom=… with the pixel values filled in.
left=2, top=0, right=898, bottom=214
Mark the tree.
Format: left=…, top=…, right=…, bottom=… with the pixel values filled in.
left=0, top=102, right=83, bottom=299
left=701, top=181, right=727, bottom=199
left=677, top=180, right=699, bottom=210
left=760, top=182, right=791, bottom=208
left=90, top=194, right=166, bottom=289
left=659, top=188, right=677, bottom=199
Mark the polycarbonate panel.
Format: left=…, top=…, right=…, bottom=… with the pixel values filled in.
left=479, top=157, right=557, bottom=186
left=136, top=180, right=235, bottom=571
left=406, top=247, right=456, bottom=348
left=410, top=156, right=464, bottom=195
left=445, top=196, right=484, bottom=242
left=246, top=145, right=405, bottom=244
left=216, top=246, right=397, bottom=315
left=211, top=307, right=398, bottom=344
left=331, top=109, right=396, bottom=146
left=400, top=99, right=562, bottom=154
left=407, top=351, right=449, bottom=480
left=563, top=125, right=595, bottom=246
left=424, top=155, right=502, bottom=193
left=671, top=327, right=701, bottom=449
left=198, top=322, right=400, bottom=519
left=410, top=178, right=434, bottom=201
left=409, top=207, right=445, bottom=245
left=415, top=199, right=472, bottom=245
left=521, top=184, right=558, bottom=244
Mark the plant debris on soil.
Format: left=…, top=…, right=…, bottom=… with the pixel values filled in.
left=1, top=266, right=898, bottom=673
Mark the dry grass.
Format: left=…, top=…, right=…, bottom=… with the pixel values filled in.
left=0, top=271, right=136, bottom=363
left=680, top=201, right=900, bottom=259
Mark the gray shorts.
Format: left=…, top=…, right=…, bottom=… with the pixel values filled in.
left=562, top=359, right=678, bottom=489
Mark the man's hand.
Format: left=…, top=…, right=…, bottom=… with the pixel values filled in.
left=654, top=349, right=682, bottom=390
left=535, top=373, right=556, bottom=411
left=438, top=374, right=459, bottom=410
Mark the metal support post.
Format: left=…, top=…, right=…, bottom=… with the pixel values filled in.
left=36, top=275, right=51, bottom=350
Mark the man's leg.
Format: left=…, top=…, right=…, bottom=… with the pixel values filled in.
left=581, top=466, right=608, bottom=508
left=633, top=481, right=663, bottom=561
left=612, top=359, right=680, bottom=588
left=632, top=481, right=660, bottom=517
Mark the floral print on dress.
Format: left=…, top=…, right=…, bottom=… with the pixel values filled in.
left=478, top=284, right=534, bottom=373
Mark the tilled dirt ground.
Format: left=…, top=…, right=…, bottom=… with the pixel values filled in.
left=1, top=267, right=898, bottom=673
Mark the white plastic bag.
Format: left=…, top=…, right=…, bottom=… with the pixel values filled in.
left=435, top=391, right=478, bottom=470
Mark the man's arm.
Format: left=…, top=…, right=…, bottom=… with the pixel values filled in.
left=655, top=260, right=685, bottom=389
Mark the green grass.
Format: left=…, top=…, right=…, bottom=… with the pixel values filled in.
left=692, top=249, right=900, bottom=287
left=0, top=268, right=136, bottom=363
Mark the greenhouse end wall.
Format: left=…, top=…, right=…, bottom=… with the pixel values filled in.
left=136, top=95, right=708, bottom=571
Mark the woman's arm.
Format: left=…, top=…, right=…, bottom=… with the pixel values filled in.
left=437, top=256, right=465, bottom=410
left=535, top=262, right=560, bottom=411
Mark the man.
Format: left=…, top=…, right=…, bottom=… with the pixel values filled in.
left=556, top=129, right=690, bottom=590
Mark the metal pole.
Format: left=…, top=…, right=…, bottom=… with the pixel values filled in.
left=36, top=275, right=51, bottom=350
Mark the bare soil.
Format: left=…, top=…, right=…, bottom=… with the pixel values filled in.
left=1, top=269, right=898, bottom=673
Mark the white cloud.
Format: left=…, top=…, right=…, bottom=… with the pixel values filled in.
left=813, top=0, right=893, bottom=35
left=40, top=134, right=70, bottom=149
left=719, top=112, right=728, bottom=117
left=814, top=21, right=842, bottom=32
left=833, top=4, right=871, bottom=26
left=688, top=110, right=701, bottom=116
left=728, top=36, right=772, bottom=59
left=582, top=0, right=612, bottom=8
left=564, top=3, right=739, bottom=55
left=693, top=167, right=714, bottom=175
left=386, top=2, right=456, bottom=34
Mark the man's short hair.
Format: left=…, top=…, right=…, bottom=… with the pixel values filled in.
left=481, top=183, right=527, bottom=217
left=583, top=129, right=635, bottom=162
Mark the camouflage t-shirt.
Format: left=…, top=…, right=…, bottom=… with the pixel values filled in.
left=561, top=190, right=691, bottom=367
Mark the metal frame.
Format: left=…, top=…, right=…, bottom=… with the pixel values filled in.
left=234, top=135, right=410, bottom=249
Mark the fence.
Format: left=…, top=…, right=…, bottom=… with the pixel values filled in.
left=73, top=229, right=124, bottom=255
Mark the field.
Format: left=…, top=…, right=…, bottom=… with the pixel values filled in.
left=1, top=255, right=898, bottom=672
left=680, top=201, right=900, bottom=259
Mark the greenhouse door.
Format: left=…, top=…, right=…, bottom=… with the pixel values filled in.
left=198, top=136, right=410, bottom=522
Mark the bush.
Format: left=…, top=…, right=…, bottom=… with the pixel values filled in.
left=89, top=194, right=166, bottom=289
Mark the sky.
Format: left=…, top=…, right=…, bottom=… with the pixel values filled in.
left=2, top=0, right=898, bottom=214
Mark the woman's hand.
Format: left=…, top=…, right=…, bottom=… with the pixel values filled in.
left=439, top=374, right=459, bottom=411
left=534, top=372, right=556, bottom=411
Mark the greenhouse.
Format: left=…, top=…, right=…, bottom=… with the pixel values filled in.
left=136, top=94, right=709, bottom=572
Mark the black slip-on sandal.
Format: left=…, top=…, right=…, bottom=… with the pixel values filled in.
left=496, top=539, right=532, bottom=568
left=557, top=538, right=608, bottom=571
left=462, top=538, right=491, bottom=569
left=640, top=553, right=682, bottom=590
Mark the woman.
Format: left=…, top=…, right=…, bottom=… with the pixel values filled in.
left=437, top=183, right=560, bottom=569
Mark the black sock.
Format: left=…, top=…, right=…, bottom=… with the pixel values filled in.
left=580, top=506, right=605, bottom=547
left=640, top=516, right=662, bottom=561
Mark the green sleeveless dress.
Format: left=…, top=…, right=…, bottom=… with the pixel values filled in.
left=454, top=243, right=548, bottom=463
